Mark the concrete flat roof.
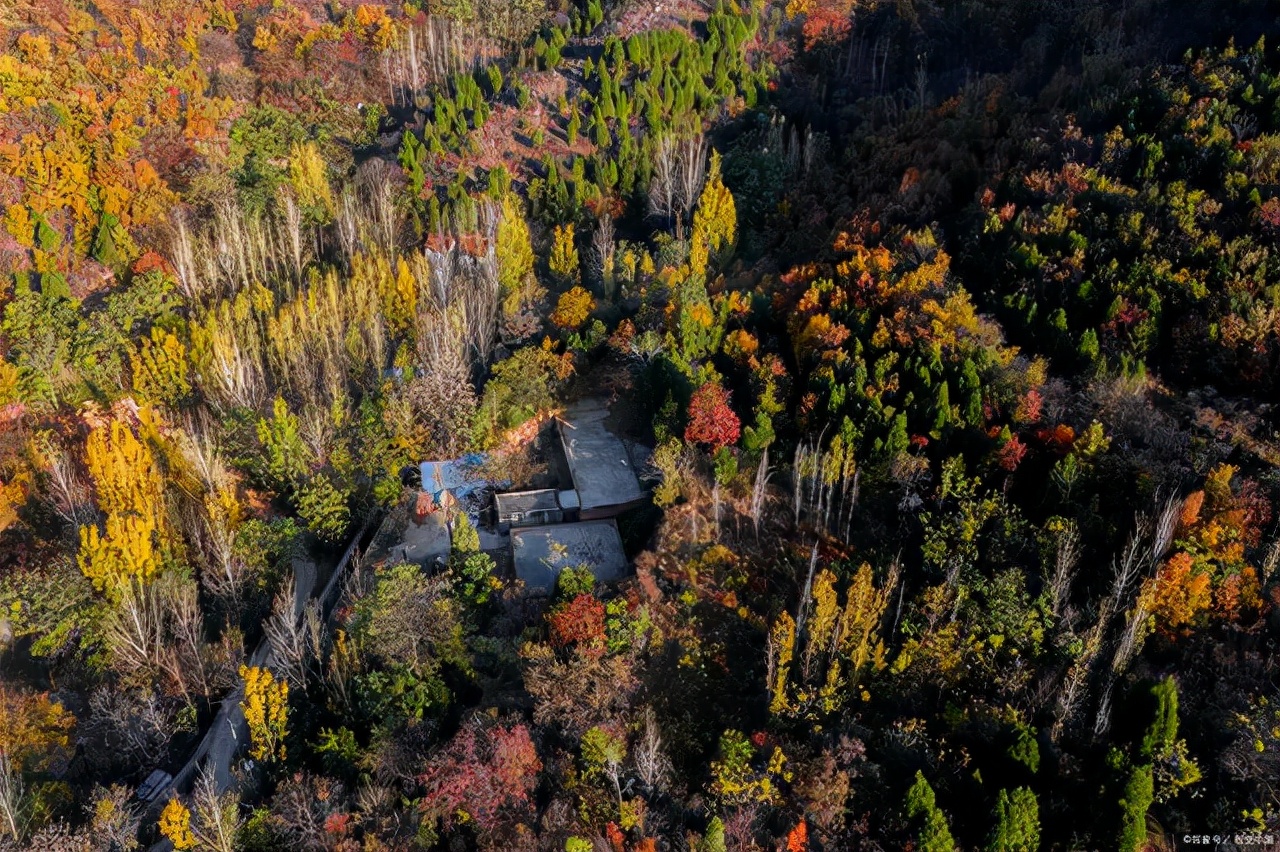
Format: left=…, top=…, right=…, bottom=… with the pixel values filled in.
left=495, top=489, right=560, bottom=514
left=511, top=520, right=629, bottom=594
left=558, top=399, right=645, bottom=514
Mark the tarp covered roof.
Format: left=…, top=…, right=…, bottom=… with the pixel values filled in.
left=419, top=454, right=489, bottom=504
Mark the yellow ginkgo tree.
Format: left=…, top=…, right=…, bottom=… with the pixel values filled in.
left=77, top=416, right=171, bottom=600
left=239, top=665, right=289, bottom=763
left=158, top=797, right=195, bottom=850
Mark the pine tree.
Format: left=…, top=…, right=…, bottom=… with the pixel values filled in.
left=905, top=772, right=956, bottom=852
left=1117, top=764, right=1153, bottom=852
left=1141, top=677, right=1179, bottom=760
left=567, top=104, right=581, bottom=146
left=399, top=132, right=427, bottom=200
left=987, top=788, right=1040, bottom=852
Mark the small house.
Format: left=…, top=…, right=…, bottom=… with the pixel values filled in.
left=494, top=489, right=563, bottom=530
left=557, top=399, right=647, bottom=520
left=511, top=520, right=629, bottom=594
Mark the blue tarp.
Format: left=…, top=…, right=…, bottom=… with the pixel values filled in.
left=419, top=454, right=490, bottom=504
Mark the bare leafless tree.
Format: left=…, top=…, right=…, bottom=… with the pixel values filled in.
left=422, top=230, right=500, bottom=367
left=1048, top=519, right=1082, bottom=624
left=266, top=575, right=323, bottom=692
left=38, top=434, right=93, bottom=534
left=648, top=137, right=679, bottom=226
left=85, top=784, right=142, bottom=851
left=162, top=581, right=216, bottom=702
left=271, top=773, right=346, bottom=852
left=632, top=708, right=670, bottom=793
left=358, top=160, right=403, bottom=256
left=101, top=577, right=170, bottom=680
left=83, top=689, right=180, bottom=773
left=334, top=185, right=360, bottom=265
left=591, top=213, right=616, bottom=296
left=674, top=134, right=709, bottom=237
left=168, top=208, right=201, bottom=301
left=1152, top=494, right=1182, bottom=564
left=0, top=749, right=23, bottom=842
left=191, top=765, right=241, bottom=852
left=750, top=448, right=770, bottom=539
left=277, top=187, right=310, bottom=282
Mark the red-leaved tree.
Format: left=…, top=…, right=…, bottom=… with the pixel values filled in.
left=685, top=382, right=741, bottom=450
left=419, top=720, right=542, bottom=840
left=548, top=592, right=607, bottom=657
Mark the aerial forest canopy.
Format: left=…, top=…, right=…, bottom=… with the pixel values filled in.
left=0, top=0, right=1278, bottom=850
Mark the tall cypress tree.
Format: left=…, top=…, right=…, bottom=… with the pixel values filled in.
left=905, top=771, right=956, bottom=852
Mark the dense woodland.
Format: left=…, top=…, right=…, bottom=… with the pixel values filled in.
left=1, top=0, right=1279, bottom=849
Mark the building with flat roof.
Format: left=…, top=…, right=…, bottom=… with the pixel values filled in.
left=511, top=520, right=629, bottom=594
left=494, top=489, right=563, bottom=530
left=557, top=399, right=647, bottom=520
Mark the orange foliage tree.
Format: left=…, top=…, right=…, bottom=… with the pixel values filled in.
left=1140, top=465, right=1270, bottom=638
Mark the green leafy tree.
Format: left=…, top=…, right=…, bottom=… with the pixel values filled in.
left=256, top=398, right=310, bottom=494
left=296, top=473, right=350, bottom=543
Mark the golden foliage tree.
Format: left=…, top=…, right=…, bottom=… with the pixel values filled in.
left=131, top=327, right=192, bottom=407
left=768, top=611, right=796, bottom=715
left=768, top=563, right=898, bottom=718
left=496, top=193, right=538, bottom=316
left=549, top=224, right=580, bottom=285
left=550, top=286, right=596, bottom=331
left=689, top=151, right=737, bottom=278
left=158, top=798, right=195, bottom=851
left=288, top=141, right=335, bottom=223
left=78, top=417, right=170, bottom=599
left=239, top=665, right=288, bottom=763
left=0, top=687, right=75, bottom=776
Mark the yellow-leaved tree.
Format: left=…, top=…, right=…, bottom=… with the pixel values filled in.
left=239, top=665, right=288, bottom=763
left=78, top=417, right=170, bottom=599
left=689, top=150, right=737, bottom=278
left=158, top=798, right=195, bottom=850
left=767, top=563, right=899, bottom=718
left=550, top=286, right=596, bottom=331
left=549, top=223, right=580, bottom=285
left=130, top=327, right=192, bottom=407
left=288, top=141, right=334, bottom=224
left=496, top=193, right=537, bottom=318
